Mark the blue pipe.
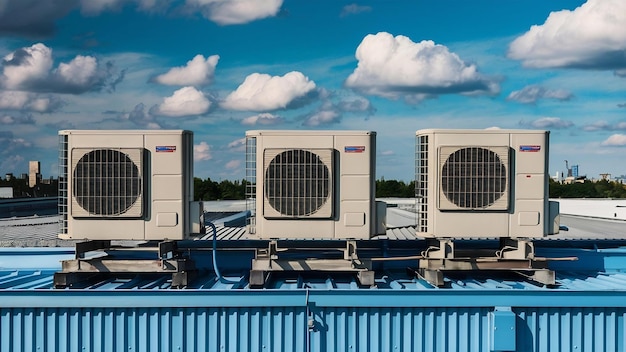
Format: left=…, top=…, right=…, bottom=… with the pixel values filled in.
left=207, top=221, right=240, bottom=284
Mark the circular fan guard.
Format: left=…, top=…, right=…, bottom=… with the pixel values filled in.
left=265, top=149, right=330, bottom=216
left=73, top=149, right=141, bottom=216
left=441, top=147, right=507, bottom=208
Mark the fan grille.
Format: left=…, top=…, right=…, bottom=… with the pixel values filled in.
left=441, top=147, right=507, bottom=209
left=264, top=149, right=331, bottom=217
left=73, top=149, right=142, bottom=216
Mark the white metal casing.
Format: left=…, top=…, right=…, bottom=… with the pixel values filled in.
left=58, top=130, right=203, bottom=241
left=415, top=129, right=553, bottom=238
left=246, top=130, right=381, bottom=239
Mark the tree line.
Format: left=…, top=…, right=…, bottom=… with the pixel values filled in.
left=2, top=176, right=625, bottom=200
left=549, top=178, right=626, bottom=198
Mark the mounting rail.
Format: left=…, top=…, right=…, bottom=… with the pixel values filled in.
left=250, top=240, right=374, bottom=288
left=53, top=240, right=196, bottom=288
left=415, top=238, right=559, bottom=287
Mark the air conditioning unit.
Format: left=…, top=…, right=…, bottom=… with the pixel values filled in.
left=415, top=129, right=556, bottom=238
left=246, top=130, right=384, bottom=239
left=58, top=130, right=204, bottom=241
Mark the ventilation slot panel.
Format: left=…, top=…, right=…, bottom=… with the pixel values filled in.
left=246, top=136, right=257, bottom=233
left=415, top=135, right=428, bottom=233
left=58, top=134, right=69, bottom=235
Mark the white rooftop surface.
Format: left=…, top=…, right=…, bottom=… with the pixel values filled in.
left=1, top=198, right=626, bottom=245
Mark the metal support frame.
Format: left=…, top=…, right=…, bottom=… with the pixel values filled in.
left=250, top=240, right=374, bottom=288
left=54, top=240, right=196, bottom=288
left=416, top=238, right=556, bottom=287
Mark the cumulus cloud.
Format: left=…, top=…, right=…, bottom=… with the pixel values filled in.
left=221, top=71, right=317, bottom=111
left=194, top=141, right=212, bottom=161
left=602, top=134, right=626, bottom=146
left=152, top=55, right=219, bottom=87
left=508, top=0, right=626, bottom=74
left=119, top=103, right=161, bottom=129
left=340, top=4, right=372, bottom=17
left=185, top=0, right=283, bottom=25
left=0, top=43, right=124, bottom=94
left=521, top=117, right=574, bottom=129
left=345, top=32, right=499, bottom=101
left=507, top=85, right=573, bottom=104
left=336, top=96, right=376, bottom=114
left=0, top=0, right=76, bottom=38
left=152, top=86, right=211, bottom=117
left=303, top=109, right=341, bottom=127
left=0, top=91, right=64, bottom=113
left=241, top=113, right=284, bottom=126
left=2, top=43, right=53, bottom=89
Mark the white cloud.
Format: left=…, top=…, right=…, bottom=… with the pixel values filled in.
left=303, top=109, right=341, bottom=127
left=225, top=160, right=240, bottom=170
left=1, top=43, right=53, bottom=89
left=153, top=54, right=219, bottom=86
left=508, top=0, right=626, bottom=72
left=194, top=141, right=212, bottom=161
left=153, top=86, right=211, bottom=117
left=221, top=71, right=316, bottom=111
left=55, top=55, right=98, bottom=86
left=602, top=134, right=626, bottom=146
left=241, top=112, right=283, bottom=125
left=1, top=43, right=122, bottom=94
left=345, top=32, right=499, bottom=101
left=120, top=103, right=161, bottom=129
left=185, top=0, right=283, bottom=25
left=583, top=120, right=626, bottom=132
left=0, top=91, right=63, bottom=113
left=507, top=85, right=573, bottom=104
left=525, top=117, right=574, bottom=129
left=227, top=137, right=246, bottom=152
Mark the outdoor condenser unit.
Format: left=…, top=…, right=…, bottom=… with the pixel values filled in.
left=245, top=130, right=385, bottom=239
left=415, top=129, right=559, bottom=238
left=58, top=130, right=204, bottom=241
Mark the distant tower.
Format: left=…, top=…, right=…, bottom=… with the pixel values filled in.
left=29, top=161, right=40, bottom=188
left=571, top=165, right=579, bottom=178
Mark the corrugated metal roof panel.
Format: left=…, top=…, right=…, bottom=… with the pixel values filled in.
left=2, top=305, right=626, bottom=352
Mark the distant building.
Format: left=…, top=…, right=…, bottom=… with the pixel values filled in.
left=29, top=161, right=40, bottom=188
left=0, top=187, right=12, bottom=198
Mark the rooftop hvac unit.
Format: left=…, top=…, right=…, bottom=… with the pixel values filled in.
left=58, top=130, right=204, bottom=241
left=246, top=130, right=384, bottom=239
left=415, top=129, right=558, bottom=239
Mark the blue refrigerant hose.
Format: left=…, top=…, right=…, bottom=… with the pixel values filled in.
left=207, top=221, right=239, bottom=284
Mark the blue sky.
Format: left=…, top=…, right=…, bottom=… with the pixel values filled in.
left=1, top=0, right=625, bottom=182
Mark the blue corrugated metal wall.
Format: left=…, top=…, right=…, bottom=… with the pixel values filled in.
left=2, top=306, right=625, bottom=352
